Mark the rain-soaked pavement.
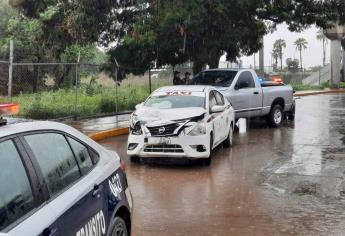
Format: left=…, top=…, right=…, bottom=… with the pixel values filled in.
left=99, top=94, right=345, bottom=236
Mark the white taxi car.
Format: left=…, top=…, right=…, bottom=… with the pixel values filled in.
left=127, top=86, right=235, bottom=165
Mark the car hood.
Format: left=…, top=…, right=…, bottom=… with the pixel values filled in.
left=134, top=107, right=206, bottom=125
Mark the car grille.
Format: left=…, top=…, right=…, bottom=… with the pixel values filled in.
left=146, top=123, right=179, bottom=136
left=144, top=144, right=184, bottom=153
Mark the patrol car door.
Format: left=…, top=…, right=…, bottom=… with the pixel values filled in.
left=22, top=133, right=108, bottom=236
left=209, top=91, right=223, bottom=146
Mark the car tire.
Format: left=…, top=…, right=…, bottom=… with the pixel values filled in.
left=109, top=217, right=129, bottom=236
left=202, top=135, right=213, bottom=166
left=223, top=124, right=233, bottom=148
left=130, top=155, right=140, bottom=163
left=267, top=104, right=284, bottom=128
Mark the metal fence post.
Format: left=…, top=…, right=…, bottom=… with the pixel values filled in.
left=149, top=68, right=152, bottom=93
left=74, top=52, right=80, bottom=119
left=7, top=40, right=13, bottom=102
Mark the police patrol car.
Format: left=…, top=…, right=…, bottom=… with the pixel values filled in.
left=127, top=86, right=235, bottom=165
left=0, top=103, right=132, bottom=236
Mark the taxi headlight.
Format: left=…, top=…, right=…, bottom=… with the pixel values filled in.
left=131, top=121, right=143, bottom=135
left=188, top=121, right=206, bottom=136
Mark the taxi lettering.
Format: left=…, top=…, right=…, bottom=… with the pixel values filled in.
left=166, top=91, right=192, bottom=96
left=76, top=210, right=106, bottom=236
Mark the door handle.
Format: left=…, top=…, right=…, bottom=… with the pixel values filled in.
left=92, top=184, right=103, bottom=198
left=42, top=227, right=58, bottom=236
left=253, top=91, right=259, bottom=95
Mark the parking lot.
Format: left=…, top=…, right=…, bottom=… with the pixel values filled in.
left=99, top=94, right=345, bottom=236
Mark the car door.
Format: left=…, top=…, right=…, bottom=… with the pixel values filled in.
left=214, top=90, right=229, bottom=140
left=231, top=71, right=261, bottom=117
left=209, top=91, right=223, bottom=146
left=21, top=132, right=107, bottom=236
left=0, top=138, right=44, bottom=235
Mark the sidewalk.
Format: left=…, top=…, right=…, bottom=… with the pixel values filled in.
left=65, top=113, right=130, bottom=135
left=294, top=88, right=345, bottom=96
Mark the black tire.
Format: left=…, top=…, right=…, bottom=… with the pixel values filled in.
left=223, top=124, right=233, bottom=148
left=202, top=135, right=213, bottom=166
left=267, top=104, right=284, bottom=128
left=109, top=217, right=129, bottom=236
left=130, top=156, right=140, bottom=163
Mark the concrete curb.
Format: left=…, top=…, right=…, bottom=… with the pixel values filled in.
left=88, top=127, right=129, bottom=141
left=294, top=89, right=345, bottom=97
left=88, top=89, right=345, bottom=141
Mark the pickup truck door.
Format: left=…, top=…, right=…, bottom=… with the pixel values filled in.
left=231, top=71, right=262, bottom=117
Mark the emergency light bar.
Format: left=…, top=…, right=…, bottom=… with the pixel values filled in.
left=0, top=103, right=20, bottom=126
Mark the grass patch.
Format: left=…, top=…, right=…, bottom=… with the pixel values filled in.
left=0, top=79, right=170, bottom=119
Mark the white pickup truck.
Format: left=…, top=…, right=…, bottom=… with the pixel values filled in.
left=191, top=68, right=295, bottom=127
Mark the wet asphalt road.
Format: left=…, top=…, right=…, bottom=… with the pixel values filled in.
left=99, top=94, right=345, bottom=236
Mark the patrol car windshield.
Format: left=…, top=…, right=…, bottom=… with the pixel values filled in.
left=191, top=70, right=238, bottom=87
left=145, top=95, right=205, bottom=109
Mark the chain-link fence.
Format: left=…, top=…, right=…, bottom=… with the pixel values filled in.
left=0, top=56, right=180, bottom=120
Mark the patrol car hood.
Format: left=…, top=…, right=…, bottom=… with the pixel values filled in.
left=135, top=107, right=206, bottom=124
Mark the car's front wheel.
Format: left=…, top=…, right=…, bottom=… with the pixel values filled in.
left=109, top=217, right=129, bottom=236
left=223, top=123, right=233, bottom=148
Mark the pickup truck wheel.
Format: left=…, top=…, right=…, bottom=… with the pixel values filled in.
left=267, top=104, right=283, bottom=128
left=223, top=124, right=233, bottom=148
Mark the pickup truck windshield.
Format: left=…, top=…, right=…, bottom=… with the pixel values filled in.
left=191, top=70, right=238, bottom=87
left=145, top=95, right=205, bottom=109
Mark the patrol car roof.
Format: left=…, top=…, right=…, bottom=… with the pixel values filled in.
left=0, top=121, right=89, bottom=143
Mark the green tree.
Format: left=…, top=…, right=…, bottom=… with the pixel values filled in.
left=110, top=0, right=333, bottom=75
left=294, top=38, right=308, bottom=71
left=316, top=29, right=328, bottom=66
left=273, top=39, right=286, bottom=71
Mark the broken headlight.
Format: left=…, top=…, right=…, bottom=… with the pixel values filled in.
left=188, top=121, right=206, bottom=136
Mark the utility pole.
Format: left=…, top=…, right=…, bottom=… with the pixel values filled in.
left=8, top=40, right=13, bottom=102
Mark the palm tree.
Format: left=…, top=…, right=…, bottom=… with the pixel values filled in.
left=294, top=38, right=308, bottom=71
left=316, top=29, right=328, bottom=66
left=271, top=49, right=279, bottom=71
left=273, top=39, right=286, bottom=71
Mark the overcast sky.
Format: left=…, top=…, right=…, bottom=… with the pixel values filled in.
left=221, top=23, right=330, bottom=69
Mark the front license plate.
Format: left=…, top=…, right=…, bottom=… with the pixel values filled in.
left=148, top=137, right=171, bottom=144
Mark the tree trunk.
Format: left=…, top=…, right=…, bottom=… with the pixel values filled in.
left=193, top=61, right=205, bottom=75
left=323, top=39, right=326, bottom=66
left=299, top=49, right=303, bottom=72
left=280, top=55, right=283, bottom=71
left=208, top=54, right=220, bottom=69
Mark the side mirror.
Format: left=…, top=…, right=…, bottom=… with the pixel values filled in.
left=135, top=103, right=144, bottom=110
left=211, top=105, right=225, bottom=113
left=235, top=82, right=249, bottom=90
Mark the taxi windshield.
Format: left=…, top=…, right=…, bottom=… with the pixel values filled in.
left=145, top=95, right=205, bottom=109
